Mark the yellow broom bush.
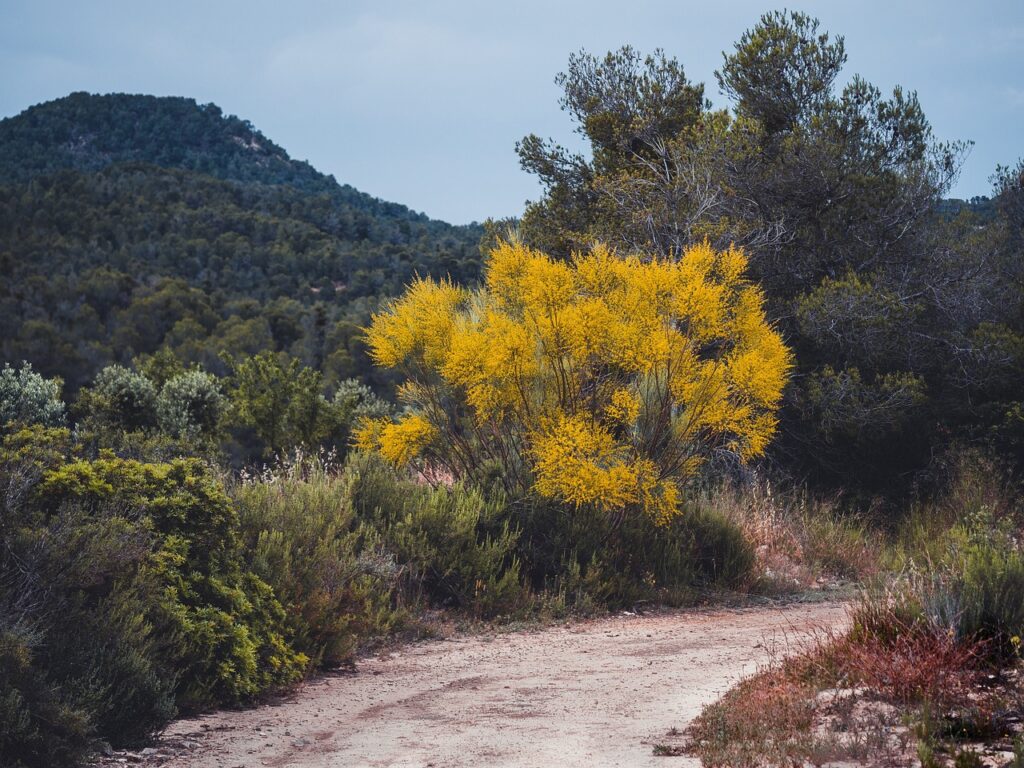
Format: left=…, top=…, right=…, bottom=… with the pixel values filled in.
left=356, top=239, right=790, bottom=525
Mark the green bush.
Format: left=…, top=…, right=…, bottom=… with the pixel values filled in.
left=37, top=456, right=308, bottom=709
left=0, top=363, right=65, bottom=431
left=0, top=462, right=175, bottom=759
left=233, top=455, right=402, bottom=668
left=85, top=365, right=159, bottom=432
left=924, top=523, right=1024, bottom=659
left=385, top=483, right=526, bottom=618
left=0, top=628, right=91, bottom=768
left=894, top=455, right=1024, bottom=659
left=513, top=494, right=755, bottom=610
left=347, top=453, right=528, bottom=619
left=156, top=370, right=226, bottom=441
left=682, top=507, right=758, bottom=588
left=0, top=431, right=305, bottom=766
left=332, top=378, right=392, bottom=445
left=957, top=541, right=1024, bottom=653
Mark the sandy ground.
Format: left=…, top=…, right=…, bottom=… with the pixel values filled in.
left=127, top=600, right=848, bottom=768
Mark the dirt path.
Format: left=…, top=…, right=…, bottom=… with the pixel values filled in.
left=133, top=601, right=847, bottom=768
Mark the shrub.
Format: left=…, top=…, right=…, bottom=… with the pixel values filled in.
left=919, top=527, right=1024, bottom=660
left=233, top=454, right=402, bottom=668
left=895, top=454, right=1024, bottom=660
left=356, top=239, right=791, bottom=527
left=893, top=450, right=1020, bottom=570
left=83, top=364, right=159, bottom=432
left=43, top=574, right=176, bottom=744
left=687, top=667, right=819, bottom=767
left=156, top=370, right=226, bottom=441
left=0, top=628, right=91, bottom=768
left=347, top=453, right=529, bottom=619
left=683, top=507, right=758, bottom=588
left=513, top=494, right=754, bottom=610
left=955, top=541, right=1024, bottom=654
left=846, top=604, right=987, bottom=708
left=0, top=430, right=305, bottom=765
left=0, top=457, right=175, bottom=759
left=36, top=456, right=307, bottom=709
left=0, top=363, right=65, bottom=431
left=386, top=483, right=526, bottom=618
left=332, top=378, right=392, bottom=427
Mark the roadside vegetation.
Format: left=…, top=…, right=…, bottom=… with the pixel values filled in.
left=683, top=457, right=1024, bottom=767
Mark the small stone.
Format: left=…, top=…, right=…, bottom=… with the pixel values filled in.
left=140, top=748, right=159, bottom=757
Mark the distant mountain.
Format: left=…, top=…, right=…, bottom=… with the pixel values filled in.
left=0, top=93, right=483, bottom=391
left=0, top=91, right=469, bottom=229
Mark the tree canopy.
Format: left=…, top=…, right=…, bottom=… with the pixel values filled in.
left=513, top=11, right=1021, bottom=494
left=0, top=94, right=483, bottom=392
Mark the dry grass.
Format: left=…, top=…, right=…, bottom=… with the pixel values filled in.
left=686, top=455, right=1024, bottom=766
left=687, top=595, right=1023, bottom=767
left=700, top=481, right=882, bottom=592
left=839, top=597, right=992, bottom=710
left=685, top=657, right=916, bottom=766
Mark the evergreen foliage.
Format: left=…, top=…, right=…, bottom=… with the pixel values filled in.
left=514, top=13, right=1023, bottom=493
left=0, top=94, right=482, bottom=393
left=0, top=363, right=65, bottom=431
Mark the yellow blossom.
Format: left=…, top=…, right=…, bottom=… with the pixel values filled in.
left=364, top=278, right=466, bottom=369
left=357, top=239, right=791, bottom=524
left=605, top=388, right=642, bottom=425
left=531, top=414, right=638, bottom=511
left=355, top=414, right=436, bottom=467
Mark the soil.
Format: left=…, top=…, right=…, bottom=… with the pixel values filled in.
left=107, top=600, right=848, bottom=768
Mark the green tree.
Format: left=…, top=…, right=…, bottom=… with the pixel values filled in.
left=227, top=352, right=339, bottom=457
left=513, top=13, right=991, bottom=493
left=516, top=46, right=707, bottom=257
left=134, top=346, right=187, bottom=388
left=228, top=352, right=297, bottom=455
left=715, top=10, right=845, bottom=135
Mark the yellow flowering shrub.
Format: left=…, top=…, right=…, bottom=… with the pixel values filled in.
left=357, top=239, right=791, bottom=524
left=355, top=413, right=437, bottom=468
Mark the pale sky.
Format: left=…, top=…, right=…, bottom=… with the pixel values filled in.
left=2, top=0, right=1021, bottom=223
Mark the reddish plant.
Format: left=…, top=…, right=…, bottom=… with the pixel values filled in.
left=839, top=619, right=989, bottom=709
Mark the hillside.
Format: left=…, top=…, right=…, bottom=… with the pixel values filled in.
left=0, top=93, right=483, bottom=390
left=0, top=92, right=429, bottom=220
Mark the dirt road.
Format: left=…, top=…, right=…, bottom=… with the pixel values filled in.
left=136, top=601, right=847, bottom=768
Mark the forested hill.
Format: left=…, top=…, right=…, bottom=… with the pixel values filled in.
left=1, top=92, right=430, bottom=222
left=0, top=93, right=483, bottom=390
